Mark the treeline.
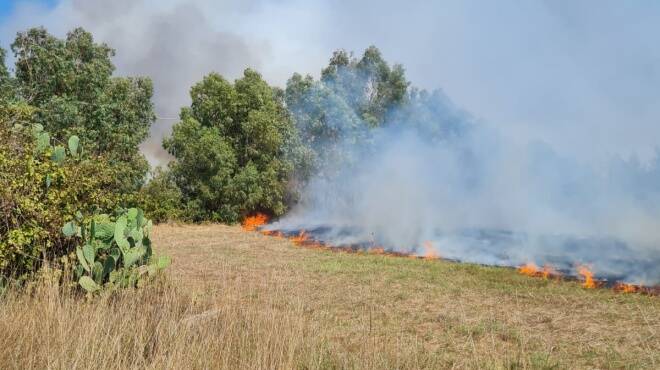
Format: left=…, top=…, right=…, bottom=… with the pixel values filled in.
left=0, top=27, right=465, bottom=282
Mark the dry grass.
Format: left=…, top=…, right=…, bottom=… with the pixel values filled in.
left=1, top=223, right=659, bottom=369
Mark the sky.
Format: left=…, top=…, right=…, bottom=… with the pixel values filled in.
left=1, top=0, right=659, bottom=166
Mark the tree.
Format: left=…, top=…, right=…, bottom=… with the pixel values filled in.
left=320, top=46, right=409, bottom=127
left=285, top=73, right=363, bottom=171
left=0, top=48, right=16, bottom=105
left=285, top=46, right=410, bottom=177
left=164, top=69, right=304, bottom=223
left=10, top=27, right=155, bottom=192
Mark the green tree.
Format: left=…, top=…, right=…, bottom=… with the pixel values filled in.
left=10, top=27, right=155, bottom=192
left=164, top=69, right=304, bottom=223
left=0, top=48, right=16, bottom=106
left=320, top=46, right=409, bottom=127
left=285, top=46, right=409, bottom=177
left=0, top=48, right=8, bottom=81
left=285, top=45, right=471, bottom=176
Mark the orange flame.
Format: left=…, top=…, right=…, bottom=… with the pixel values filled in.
left=542, top=264, right=558, bottom=279
left=290, top=230, right=308, bottom=246
left=519, top=263, right=559, bottom=279
left=614, top=283, right=639, bottom=293
left=257, top=228, right=655, bottom=295
left=518, top=262, right=539, bottom=277
left=577, top=265, right=596, bottom=289
left=261, top=229, right=284, bottom=238
left=241, top=213, right=269, bottom=231
left=422, top=241, right=439, bottom=259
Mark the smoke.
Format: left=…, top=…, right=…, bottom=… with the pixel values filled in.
left=270, top=74, right=660, bottom=285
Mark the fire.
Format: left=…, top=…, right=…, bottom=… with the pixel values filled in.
left=577, top=265, right=596, bottom=289
left=369, top=247, right=386, bottom=255
left=256, top=227, right=654, bottom=295
left=290, top=230, right=309, bottom=246
left=614, top=283, right=639, bottom=293
left=241, top=213, right=269, bottom=231
left=518, top=263, right=559, bottom=279
left=422, top=241, right=439, bottom=259
left=518, top=262, right=539, bottom=277
left=542, top=264, right=558, bottom=279
left=261, top=229, right=284, bottom=238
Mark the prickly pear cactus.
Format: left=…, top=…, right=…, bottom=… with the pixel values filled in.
left=62, top=208, right=170, bottom=293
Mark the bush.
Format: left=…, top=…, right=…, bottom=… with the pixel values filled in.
left=0, top=27, right=167, bottom=287
left=139, top=167, right=183, bottom=223
left=62, top=208, right=170, bottom=292
left=0, top=122, right=125, bottom=277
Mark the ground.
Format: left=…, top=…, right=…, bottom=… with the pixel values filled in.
left=154, top=224, right=659, bottom=369
left=1, top=223, right=658, bottom=369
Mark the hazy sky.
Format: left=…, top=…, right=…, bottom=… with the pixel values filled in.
left=1, top=0, right=659, bottom=165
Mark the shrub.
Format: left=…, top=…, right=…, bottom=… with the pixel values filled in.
left=0, top=115, right=149, bottom=282
left=62, top=208, right=170, bottom=292
left=139, top=167, right=183, bottom=223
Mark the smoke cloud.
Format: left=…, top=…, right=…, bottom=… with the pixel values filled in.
left=270, top=97, right=660, bottom=285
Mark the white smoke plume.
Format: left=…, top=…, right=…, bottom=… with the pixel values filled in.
left=269, top=83, right=660, bottom=285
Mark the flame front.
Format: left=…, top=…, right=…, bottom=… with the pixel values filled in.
left=577, top=265, right=596, bottom=289
left=422, top=241, right=439, bottom=259
left=518, top=263, right=539, bottom=277
left=241, top=213, right=269, bottom=231
left=518, top=263, right=559, bottom=279
left=261, top=229, right=284, bottom=238
left=252, top=227, right=653, bottom=295
left=542, top=264, right=558, bottom=279
left=615, top=283, right=639, bottom=293
left=290, top=230, right=309, bottom=246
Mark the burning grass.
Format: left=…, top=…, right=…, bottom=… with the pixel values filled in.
left=241, top=213, right=269, bottom=231
left=2, top=223, right=658, bottom=369
left=257, top=223, right=657, bottom=296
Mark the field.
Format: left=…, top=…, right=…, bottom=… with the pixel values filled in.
left=1, top=224, right=659, bottom=369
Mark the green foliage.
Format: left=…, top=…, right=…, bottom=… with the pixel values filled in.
left=319, top=46, right=409, bottom=126
left=0, top=27, right=161, bottom=281
left=285, top=45, right=469, bottom=180
left=67, top=135, right=80, bottom=157
left=285, top=46, right=408, bottom=137
left=0, top=48, right=12, bottom=100
left=0, top=48, right=8, bottom=79
left=10, top=27, right=155, bottom=193
left=164, top=69, right=306, bottom=223
left=284, top=46, right=409, bottom=176
left=138, top=167, right=183, bottom=223
left=0, top=118, right=134, bottom=278
left=62, top=208, right=167, bottom=292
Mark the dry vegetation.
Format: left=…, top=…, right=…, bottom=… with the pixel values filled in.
left=1, top=224, right=659, bottom=369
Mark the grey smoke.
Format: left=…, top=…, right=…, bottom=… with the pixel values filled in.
left=270, top=114, right=660, bottom=285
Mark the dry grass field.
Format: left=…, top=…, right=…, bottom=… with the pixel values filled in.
left=1, top=223, right=659, bottom=369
